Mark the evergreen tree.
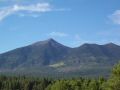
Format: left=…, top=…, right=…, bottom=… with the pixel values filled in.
left=104, top=62, right=120, bottom=90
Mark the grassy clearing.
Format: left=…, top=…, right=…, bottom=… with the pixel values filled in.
left=49, top=62, right=65, bottom=68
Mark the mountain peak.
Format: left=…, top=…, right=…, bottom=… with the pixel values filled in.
left=45, top=38, right=56, bottom=43
left=105, top=43, right=118, bottom=47
left=32, top=38, right=64, bottom=47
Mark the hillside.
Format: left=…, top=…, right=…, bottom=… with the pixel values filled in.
left=0, top=39, right=120, bottom=77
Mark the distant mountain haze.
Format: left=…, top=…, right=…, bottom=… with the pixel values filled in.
left=0, top=39, right=120, bottom=77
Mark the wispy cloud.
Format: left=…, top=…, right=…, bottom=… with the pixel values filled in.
left=0, top=0, right=35, bottom=3
left=48, top=32, right=68, bottom=37
left=0, top=3, right=51, bottom=21
left=109, top=10, right=120, bottom=25
left=72, top=34, right=85, bottom=46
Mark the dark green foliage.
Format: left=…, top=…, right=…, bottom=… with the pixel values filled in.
left=0, top=61, right=120, bottom=90
left=0, top=76, right=52, bottom=90
left=103, top=62, right=120, bottom=90
left=0, top=76, right=106, bottom=90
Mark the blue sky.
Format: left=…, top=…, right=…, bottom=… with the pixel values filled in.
left=0, top=0, right=120, bottom=53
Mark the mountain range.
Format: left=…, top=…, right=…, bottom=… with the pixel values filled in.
left=0, top=38, right=120, bottom=77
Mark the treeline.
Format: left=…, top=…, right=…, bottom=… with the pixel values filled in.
left=0, top=63, right=120, bottom=90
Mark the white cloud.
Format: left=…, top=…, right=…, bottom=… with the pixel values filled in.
left=18, top=13, right=40, bottom=18
left=72, top=34, right=94, bottom=46
left=109, top=10, right=120, bottom=25
left=72, top=34, right=84, bottom=46
left=48, top=32, right=68, bottom=37
left=0, top=3, right=51, bottom=21
left=0, top=0, right=35, bottom=3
